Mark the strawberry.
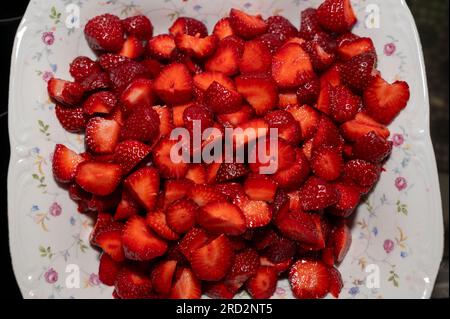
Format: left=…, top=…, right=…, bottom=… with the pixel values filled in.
left=185, top=164, right=207, bottom=184
left=47, top=78, right=84, bottom=106
left=328, top=267, right=343, bottom=298
left=214, top=182, right=245, bottom=201
left=265, top=109, right=302, bottom=145
left=316, top=0, right=356, bottom=34
left=154, top=63, right=193, bottom=105
left=320, top=63, right=342, bottom=87
left=86, top=117, right=121, bottom=154
left=69, top=56, right=101, bottom=81
left=302, top=35, right=336, bottom=71
left=256, top=33, right=285, bottom=54
left=215, top=162, right=249, bottom=183
left=341, top=53, right=377, bottom=92
left=114, top=190, right=140, bottom=220
left=204, top=81, right=242, bottom=115
left=98, top=252, right=123, bottom=286
left=124, top=167, right=160, bottom=211
left=299, top=8, right=323, bottom=40
left=90, top=213, right=115, bottom=244
left=217, top=104, right=254, bottom=127
left=120, top=78, right=156, bottom=115
left=164, top=179, right=192, bottom=204
left=122, top=15, right=153, bottom=40
left=205, top=40, right=242, bottom=76
left=172, top=103, right=193, bottom=127
left=146, top=209, right=179, bottom=241
left=302, top=138, right=313, bottom=160
left=239, top=40, right=272, bottom=74
left=108, top=60, right=149, bottom=93
left=193, top=71, right=235, bottom=92
left=265, top=237, right=296, bottom=263
left=151, top=260, right=177, bottom=296
left=98, top=53, right=131, bottom=71
left=249, top=138, right=296, bottom=174
left=363, top=74, right=411, bottom=125
left=312, top=115, right=344, bottom=151
left=341, top=159, right=381, bottom=192
left=146, top=34, right=176, bottom=60
left=75, top=161, right=122, bottom=196
left=166, top=198, right=198, bottom=234
left=177, top=227, right=211, bottom=260
left=84, top=14, right=125, bottom=52
left=266, top=15, right=298, bottom=41
left=204, top=282, right=236, bottom=299
left=141, top=59, right=163, bottom=78
left=55, top=104, right=87, bottom=133
left=235, top=73, right=278, bottom=116
left=336, top=32, right=360, bottom=47
left=329, top=223, right=352, bottom=263
left=328, top=182, right=361, bottom=217
left=353, top=131, right=393, bottom=163
left=243, top=174, right=277, bottom=202
left=169, top=17, right=208, bottom=37
left=286, top=104, right=320, bottom=141
left=246, top=266, right=278, bottom=299
left=224, top=248, right=260, bottom=291
left=337, top=37, right=376, bottom=61
left=189, top=184, right=227, bottom=207
left=272, top=43, right=314, bottom=89
left=296, top=77, right=320, bottom=105
left=329, top=85, right=361, bottom=123
left=153, top=138, right=189, bottom=179
left=169, top=267, right=201, bottom=299
left=197, top=201, right=246, bottom=235
left=213, top=17, right=234, bottom=40
left=68, top=182, right=91, bottom=203
left=115, top=266, right=153, bottom=299
left=340, top=113, right=390, bottom=142
left=311, top=147, right=343, bottom=181
left=152, top=105, right=174, bottom=138
left=79, top=70, right=111, bottom=92
left=113, top=140, right=151, bottom=174
left=278, top=91, right=298, bottom=108
left=260, top=256, right=292, bottom=274
left=83, top=91, right=117, bottom=115
left=175, top=34, right=218, bottom=59
left=96, top=227, right=125, bottom=262
left=252, top=227, right=279, bottom=251
left=317, top=82, right=332, bottom=114
left=52, top=144, right=85, bottom=183
left=122, top=215, right=168, bottom=261
left=120, top=105, right=160, bottom=143
left=118, top=36, right=145, bottom=59
left=233, top=196, right=273, bottom=228
left=183, top=104, right=213, bottom=134
left=298, top=177, right=338, bottom=211
left=289, top=259, right=330, bottom=299
left=229, top=9, right=268, bottom=39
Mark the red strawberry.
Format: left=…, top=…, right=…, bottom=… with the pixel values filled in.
left=124, top=167, right=160, bottom=211
left=169, top=17, right=208, bottom=37
left=182, top=104, right=213, bottom=135
left=278, top=91, right=298, bottom=108
left=265, top=237, right=296, bottom=263
left=341, top=53, right=377, bottom=92
left=98, top=53, right=131, bottom=71
left=55, top=104, right=87, bottom=133
left=233, top=196, right=273, bottom=228
left=169, top=267, right=201, bottom=299
left=86, top=117, right=121, bottom=154
left=311, top=147, right=343, bottom=181
left=316, top=0, right=356, bottom=34
left=289, top=259, right=330, bottom=299
left=214, top=182, right=245, bottom=200
left=248, top=138, right=296, bottom=175
left=229, top=9, right=268, bottom=39
left=118, top=36, right=145, bottom=59
left=114, top=190, right=140, bottom=220
left=260, top=256, right=292, bottom=274
left=166, top=198, right=198, bottom=234
left=328, top=267, right=344, bottom=298
left=296, top=77, right=320, bottom=105
left=75, top=161, right=122, bottom=196
left=329, top=85, right=361, bottom=123
left=215, top=162, right=249, bottom=183
left=90, top=213, right=115, bottom=244
left=83, top=91, right=117, bottom=115
left=141, top=59, right=163, bottom=78
left=204, top=282, right=236, bottom=299
left=98, top=252, right=123, bottom=286
left=217, top=104, right=254, bottom=127
left=95, top=226, right=125, bottom=262
left=153, top=105, right=174, bottom=137
left=205, top=39, right=242, bottom=76
left=151, top=260, right=177, bottom=296
left=146, top=209, right=179, bottom=241
left=329, top=223, right=352, bottom=263
left=235, top=73, right=278, bottom=116
left=320, top=63, right=342, bottom=87
left=47, top=78, right=84, bottom=106
left=328, top=182, right=361, bottom=217
left=177, top=227, right=211, bottom=260
left=204, top=81, right=242, bottom=115
left=299, top=8, right=322, bottom=40
left=272, top=43, right=314, bottom=89
left=340, top=113, right=390, bottom=142
left=122, top=15, right=153, bottom=40
left=164, top=179, right=192, bottom=205
left=79, top=70, right=111, bottom=92
left=265, top=109, right=302, bottom=145
left=185, top=164, right=207, bottom=184
left=224, top=248, right=260, bottom=291
left=146, top=34, right=176, bottom=60
left=213, top=17, right=234, bottom=40
left=122, top=215, right=168, bottom=261
left=120, top=78, right=156, bottom=115
left=189, top=184, right=226, bottom=207
left=338, top=37, right=376, bottom=61
left=84, top=14, right=125, bottom=52
left=363, top=74, right=411, bottom=125
left=341, top=159, right=381, bottom=193
left=153, top=138, right=189, bottom=179
left=197, top=201, right=246, bottom=235
left=154, top=63, right=193, bottom=105
left=353, top=131, right=393, bottom=163
left=68, top=182, right=91, bottom=203
left=243, top=174, right=277, bottom=202
left=113, top=140, right=151, bottom=174
left=239, top=40, right=272, bottom=74
left=175, top=34, right=218, bottom=59
left=317, top=82, right=332, bottom=114
left=298, top=177, right=338, bottom=211
left=193, top=71, right=235, bottom=92
left=120, top=105, right=160, bottom=143
left=69, top=56, right=101, bottom=81
left=246, top=266, right=278, bottom=299
left=266, top=15, right=298, bottom=41
left=115, top=266, right=153, bottom=299
left=302, top=36, right=336, bottom=72
left=52, top=144, right=85, bottom=183
left=302, top=138, right=314, bottom=160
left=286, top=104, right=320, bottom=141
left=336, top=32, right=360, bottom=47
left=256, top=33, right=285, bottom=54
left=108, top=60, right=149, bottom=93
left=252, top=227, right=279, bottom=251
left=312, top=116, right=344, bottom=151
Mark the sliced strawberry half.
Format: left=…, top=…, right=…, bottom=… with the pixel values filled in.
left=177, top=227, right=211, bottom=260
left=75, top=161, right=122, bottom=196
left=96, top=226, right=125, bottom=262
left=239, top=40, right=272, bottom=74
left=98, top=252, right=123, bottom=286
left=341, top=159, right=381, bottom=193
left=286, top=104, right=320, bottom=141
left=329, top=223, right=352, bottom=263
left=146, top=209, right=180, bottom=241
left=236, top=73, right=278, bottom=116
left=154, top=63, right=193, bottom=105
left=204, top=81, right=242, bottom=115
left=215, top=162, right=249, bottom=183
left=340, top=113, right=390, bottom=142
left=224, top=248, right=260, bottom=291
left=289, top=259, right=331, bottom=299
left=265, top=109, right=302, bottom=145
left=328, top=182, right=361, bottom=217
left=122, top=15, right=153, bottom=40
left=243, top=174, right=277, bottom=202
left=217, top=104, right=254, bottom=127
left=353, top=131, right=393, bottom=163
left=124, top=167, right=160, bottom=211
left=166, top=198, right=198, bottom=234
left=151, top=260, right=177, bottom=297
left=311, top=147, right=344, bottom=181
left=233, top=196, right=273, bottom=228
left=189, top=184, right=227, bottom=207
left=169, top=267, right=201, bottom=299
left=197, top=201, right=246, bottom=235
left=205, top=38, right=242, bottom=76
left=169, top=17, right=208, bottom=37
left=146, top=34, right=176, bottom=60
left=85, top=117, right=121, bottom=154
left=312, top=115, right=344, bottom=152
left=298, top=177, right=338, bottom=211
left=120, top=105, right=160, bottom=143
left=114, top=266, right=153, bottom=299
left=246, top=266, right=278, bottom=299
left=175, top=34, right=218, bottom=59
left=341, top=53, right=377, bottom=92
left=113, top=140, right=151, bottom=174
left=337, top=37, right=376, bottom=61
left=193, top=71, right=235, bottom=92
left=55, top=104, right=88, bottom=133
left=316, top=0, right=356, bottom=34
left=164, top=179, right=192, bottom=205
left=266, top=15, right=298, bottom=41
left=299, top=8, right=323, bottom=40
left=120, top=78, right=156, bottom=116
left=48, top=78, right=84, bottom=106
left=153, top=138, right=189, bottom=179
left=108, top=60, right=149, bottom=93
left=83, top=91, right=116, bottom=115
left=328, top=267, right=344, bottom=298
left=69, top=56, right=101, bottom=82
left=118, top=35, right=145, bottom=59
left=229, top=9, right=268, bottom=39
left=114, top=189, right=141, bottom=221
left=52, top=144, right=85, bottom=183
left=329, top=85, right=362, bottom=123
left=213, top=17, right=234, bottom=40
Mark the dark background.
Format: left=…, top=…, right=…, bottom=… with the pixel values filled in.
left=0, top=1, right=448, bottom=299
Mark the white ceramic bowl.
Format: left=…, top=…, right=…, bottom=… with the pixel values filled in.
left=8, top=0, right=443, bottom=299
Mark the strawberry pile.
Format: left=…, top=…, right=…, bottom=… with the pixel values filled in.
left=48, top=0, right=410, bottom=299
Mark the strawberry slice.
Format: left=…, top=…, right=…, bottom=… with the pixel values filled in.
left=175, top=34, right=218, bottom=59
left=317, top=82, right=332, bottom=114
left=217, top=104, right=254, bottom=127
left=233, top=195, right=273, bottom=228
left=289, top=259, right=331, bottom=299
left=340, top=113, right=390, bottom=142
left=235, top=73, right=278, bottom=116
left=266, top=15, right=298, bottom=41
left=122, top=215, right=168, bottom=261
left=122, top=15, right=153, bottom=40
left=69, top=56, right=101, bottom=81
left=328, top=182, right=361, bottom=217
left=229, top=9, right=268, bottom=39
left=239, top=40, right=272, bottom=74
left=154, top=63, right=193, bottom=105
left=124, top=167, right=160, bottom=211
left=75, top=161, right=122, bottom=196
left=185, top=164, right=207, bottom=184
left=243, top=174, right=277, bottom=202
left=115, top=266, right=153, bottom=299
left=189, top=184, right=227, bottom=206
left=169, top=17, right=208, bottom=37
left=320, top=63, right=342, bottom=88
left=97, top=53, right=131, bottom=71
left=205, top=39, right=242, bottom=76
left=169, top=267, right=201, bottom=299
left=363, top=74, right=411, bottom=125
left=164, top=179, right=192, bottom=205
left=118, top=36, right=145, bottom=59
left=85, top=117, right=121, bottom=154
left=80, top=71, right=111, bottom=93
left=120, top=78, right=156, bottom=115
left=328, top=267, right=344, bottom=298
left=152, top=105, right=174, bottom=138
left=341, top=53, right=377, bottom=92
left=353, top=131, right=393, bottom=163
left=172, top=102, right=193, bottom=127
left=272, top=43, right=314, bottom=89
left=302, top=35, right=336, bottom=72
left=166, top=198, right=198, bottom=234
left=151, top=260, right=177, bottom=296
left=265, top=237, right=296, bottom=264
left=312, top=115, right=344, bottom=152
left=96, top=227, right=125, bottom=262
left=47, top=78, right=84, bottom=106
left=177, top=227, right=211, bottom=260
left=224, top=248, right=260, bottom=291
left=197, top=201, right=246, bottom=235
left=84, top=14, right=124, bottom=52
left=311, top=147, right=344, bottom=181
left=83, top=91, right=117, bottom=115
left=90, top=213, right=115, bottom=244
left=257, top=33, right=285, bottom=54
left=260, top=256, right=292, bottom=274
left=337, top=37, right=376, bottom=61
left=265, top=109, right=302, bottom=145
left=286, top=104, right=320, bottom=141
left=114, top=189, right=140, bottom=221
left=299, top=8, right=323, bottom=40
left=329, top=85, right=362, bottom=123
left=98, top=252, right=123, bottom=286
left=193, top=71, right=235, bottom=92
left=204, top=81, right=242, bottom=115
left=296, top=77, right=321, bottom=106
left=55, top=104, right=87, bottom=133
left=316, top=0, right=356, bottom=34
left=342, top=159, right=381, bottom=193
left=113, top=140, right=151, bottom=174
left=215, top=162, right=249, bottom=183
left=329, top=223, right=352, bottom=263
left=120, top=105, right=160, bottom=143
left=190, top=234, right=235, bottom=281
left=146, top=209, right=179, bottom=241
left=246, top=266, right=278, bottom=299
left=214, top=182, right=246, bottom=201
left=298, top=177, right=338, bottom=211
left=52, top=144, right=85, bottom=183
left=153, top=138, right=189, bottom=179
left=248, top=137, right=296, bottom=175
left=204, top=282, right=236, bottom=299
left=278, top=91, right=298, bottom=109
left=108, top=60, right=149, bottom=93
left=213, top=17, right=234, bottom=40
left=146, top=34, right=176, bottom=60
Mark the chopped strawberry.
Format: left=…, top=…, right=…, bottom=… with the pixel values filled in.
left=152, top=105, right=174, bottom=138
left=320, top=63, right=342, bottom=87
left=189, top=184, right=227, bottom=207
left=86, top=117, right=121, bottom=154
left=260, top=256, right=292, bottom=274
left=114, top=189, right=140, bottom=220
left=233, top=196, right=273, bottom=228
left=197, top=201, right=246, bottom=235
left=120, top=105, right=160, bottom=143
left=266, top=15, right=298, bottom=41
left=75, top=161, right=122, bottom=196
left=177, top=227, right=211, bottom=260
left=151, top=260, right=177, bottom=296
left=229, top=9, right=268, bottom=39
left=169, top=17, right=208, bottom=37
left=311, top=147, right=343, bottom=181
left=329, top=85, right=361, bottom=123
left=164, top=179, right=192, bottom=205
left=340, top=113, right=390, bottom=142
left=235, top=73, right=278, bottom=116
left=298, top=177, right=338, bottom=211
left=312, top=115, right=344, bottom=151
left=122, top=15, right=153, bottom=40
left=169, top=267, right=201, bottom=299
left=296, top=77, right=320, bottom=105
left=47, top=78, right=84, bottom=106
left=120, top=78, right=156, bottom=115
left=79, top=70, right=111, bottom=92
left=337, top=37, right=376, bottom=61
left=289, top=259, right=330, bottom=299
left=141, top=59, right=163, bottom=78
left=115, top=266, right=153, bottom=299
left=98, top=53, right=131, bottom=71
left=217, top=104, right=254, bottom=127
left=175, top=34, right=218, bottom=59
left=146, top=209, right=179, bottom=241
left=317, top=82, right=332, bottom=114
left=341, top=159, right=381, bottom=193
left=278, top=91, right=298, bottom=109
left=55, top=104, right=87, bottom=133
left=239, top=40, right=272, bottom=74
left=317, top=0, right=356, bottom=34
left=329, top=223, right=352, bottom=263
left=328, top=267, right=343, bottom=298
left=69, top=56, right=101, bottom=81
left=256, top=33, right=285, bottom=54
left=185, top=164, right=207, bottom=184
left=249, top=138, right=296, bottom=174
left=83, top=91, right=116, bottom=115
left=98, top=252, right=123, bottom=286
left=154, top=63, right=193, bottom=105
left=166, top=198, right=198, bottom=234
left=328, top=182, right=361, bottom=217
left=146, top=34, right=176, bottom=60
left=204, top=282, right=236, bottom=299
left=213, top=17, right=234, bottom=40
left=243, top=174, right=277, bottom=202
left=223, top=248, right=260, bottom=291
left=124, top=167, right=159, bottom=211
left=52, top=144, right=85, bottom=183
left=204, top=81, right=242, bottom=115
left=265, top=237, right=296, bottom=263
left=118, top=36, right=145, bottom=59
left=302, top=35, right=336, bottom=71
left=205, top=39, right=242, bottom=76
left=353, top=131, right=393, bottom=163
left=265, top=109, right=302, bottom=145
left=113, top=140, right=151, bottom=174
left=299, top=8, right=323, bottom=40
left=84, top=14, right=125, bottom=52
left=193, top=71, right=235, bottom=92
left=246, top=266, right=278, bottom=299
left=214, top=182, right=245, bottom=200
left=215, top=162, right=249, bottom=183
left=96, top=227, right=125, bottom=262
left=363, top=74, right=411, bottom=125
left=108, top=60, right=149, bottom=93
left=341, top=53, right=377, bottom=92
left=286, top=104, right=320, bottom=141
left=182, top=104, right=213, bottom=134
left=273, top=148, right=310, bottom=190
left=90, top=213, right=115, bottom=244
